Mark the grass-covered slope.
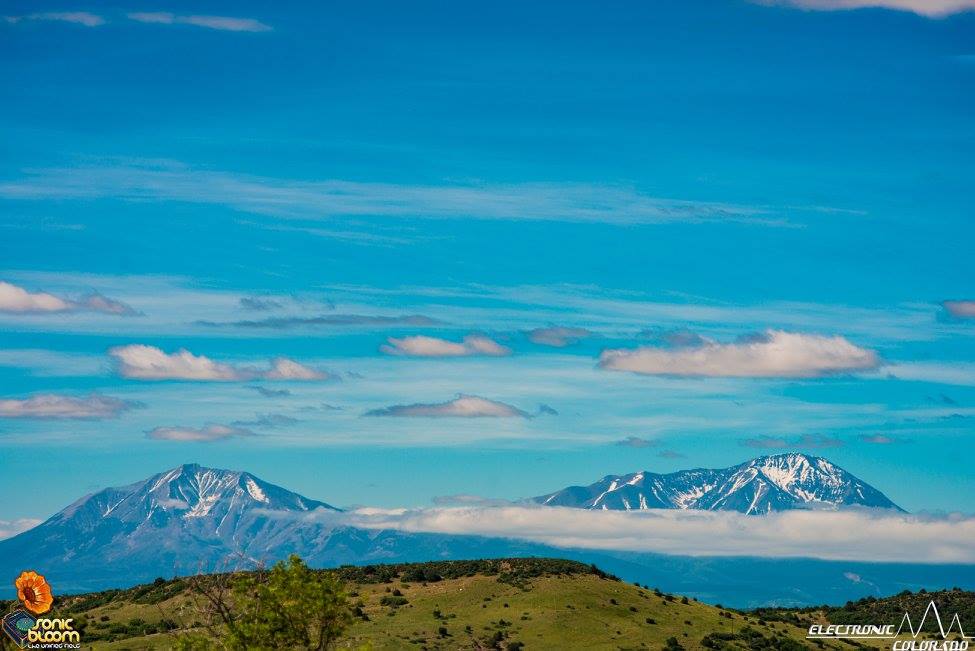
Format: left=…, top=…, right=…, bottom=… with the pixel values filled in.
left=1, top=558, right=891, bottom=650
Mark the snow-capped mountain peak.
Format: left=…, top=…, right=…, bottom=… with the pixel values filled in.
left=62, top=463, right=335, bottom=528
left=0, top=465, right=350, bottom=593
left=533, top=453, right=902, bottom=515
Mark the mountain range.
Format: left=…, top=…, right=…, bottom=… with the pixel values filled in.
left=2, top=455, right=962, bottom=608
left=533, top=453, right=903, bottom=514
left=0, top=463, right=536, bottom=594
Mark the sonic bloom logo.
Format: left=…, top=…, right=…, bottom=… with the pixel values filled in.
left=25, top=617, right=81, bottom=647
left=808, top=601, right=972, bottom=651
left=2, top=571, right=81, bottom=650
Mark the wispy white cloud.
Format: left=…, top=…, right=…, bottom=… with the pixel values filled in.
left=345, top=506, right=975, bottom=563
left=752, top=0, right=975, bottom=18
left=600, top=330, right=880, bottom=378
left=0, top=280, right=138, bottom=315
left=146, top=422, right=254, bottom=441
left=882, top=362, right=975, bottom=386
left=0, top=162, right=784, bottom=226
left=381, top=334, right=511, bottom=357
left=526, top=326, right=593, bottom=347
left=943, top=300, right=975, bottom=318
left=263, top=357, right=328, bottom=380
left=0, top=518, right=42, bottom=540
left=860, top=434, right=909, bottom=444
left=0, top=393, right=137, bottom=419
left=0, top=280, right=69, bottom=312
left=657, top=449, right=686, bottom=459
left=127, top=12, right=271, bottom=32
left=248, top=386, right=292, bottom=398
left=365, top=394, right=530, bottom=418
left=4, top=12, right=105, bottom=27
left=740, top=433, right=844, bottom=449
left=200, top=314, right=443, bottom=329
left=76, top=292, right=139, bottom=315
left=231, top=413, right=299, bottom=429
left=239, top=296, right=282, bottom=311
left=109, top=344, right=326, bottom=381
left=614, top=436, right=661, bottom=448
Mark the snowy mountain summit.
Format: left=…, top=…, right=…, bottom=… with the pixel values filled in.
left=56, top=462, right=338, bottom=528
left=0, top=463, right=342, bottom=591
left=533, top=453, right=902, bottom=514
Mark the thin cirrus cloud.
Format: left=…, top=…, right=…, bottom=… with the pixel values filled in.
left=3, top=12, right=105, bottom=27
left=658, top=450, right=686, bottom=459
left=198, top=314, right=443, bottom=329
left=0, top=393, right=137, bottom=419
left=109, top=344, right=326, bottom=381
left=599, top=330, right=880, bottom=378
left=231, top=413, right=299, bottom=429
left=526, top=326, right=593, bottom=347
left=127, top=12, right=271, bottom=32
left=364, top=395, right=531, bottom=418
left=860, top=434, right=909, bottom=444
left=614, top=436, right=661, bottom=448
left=146, top=423, right=254, bottom=442
left=740, top=433, right=844, bottom=449
left=0, top=162, right=785, bottom=226
left=239, top=296, right=283, bottom=311
left=380, top=334, right=511, bottom=357
left=248, top=386, right=292, bottom=398
left=3, top=11, right=272, bottom=31
left=0, top=280, right=138, bottom=315
left=943, top=300, right=975, bottom=318
left=751, top=0, right=975, bottom=18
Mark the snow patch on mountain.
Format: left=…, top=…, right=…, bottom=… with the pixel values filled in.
left=532, top=453, right=902, bottom=515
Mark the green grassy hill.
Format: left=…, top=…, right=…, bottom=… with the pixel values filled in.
left=0, top=558, right=911, bottom=650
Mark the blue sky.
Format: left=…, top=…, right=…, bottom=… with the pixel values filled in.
left=1, top=0, right=974, bottom=532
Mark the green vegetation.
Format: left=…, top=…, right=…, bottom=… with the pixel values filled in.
left=7, top=558, right=964, bottom=649
left=756, top=587, right=975, bottom=640
left=173, top=555, right=351, bottom=650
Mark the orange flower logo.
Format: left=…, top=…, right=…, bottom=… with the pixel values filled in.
left=15, top=571, right=53, bottom=615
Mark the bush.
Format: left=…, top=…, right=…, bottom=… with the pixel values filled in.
left=663, top=636, right=686, bottom=650
left=175, top=555, right=352, bottom=650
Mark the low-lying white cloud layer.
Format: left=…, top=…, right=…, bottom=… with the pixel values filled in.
left=0, top=518, right=43, bottom=541
left=381, top=335, right=511, bottom=357
left=109, top=344, right=325, bottom=381
left=146, top=423, right=254, bottom=441
left=345, top=506, right=975, bottom=563
left=0, top=281, right=137, bottom=315
left=365, top=394, right=530, bottom=418
left=599, top=330, right=879, bottom=378
left=0, top=393, right=136, bottom=419
left=753, top=0, right=975, bottom=18
left=127, top=12, right=271, bottom=32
